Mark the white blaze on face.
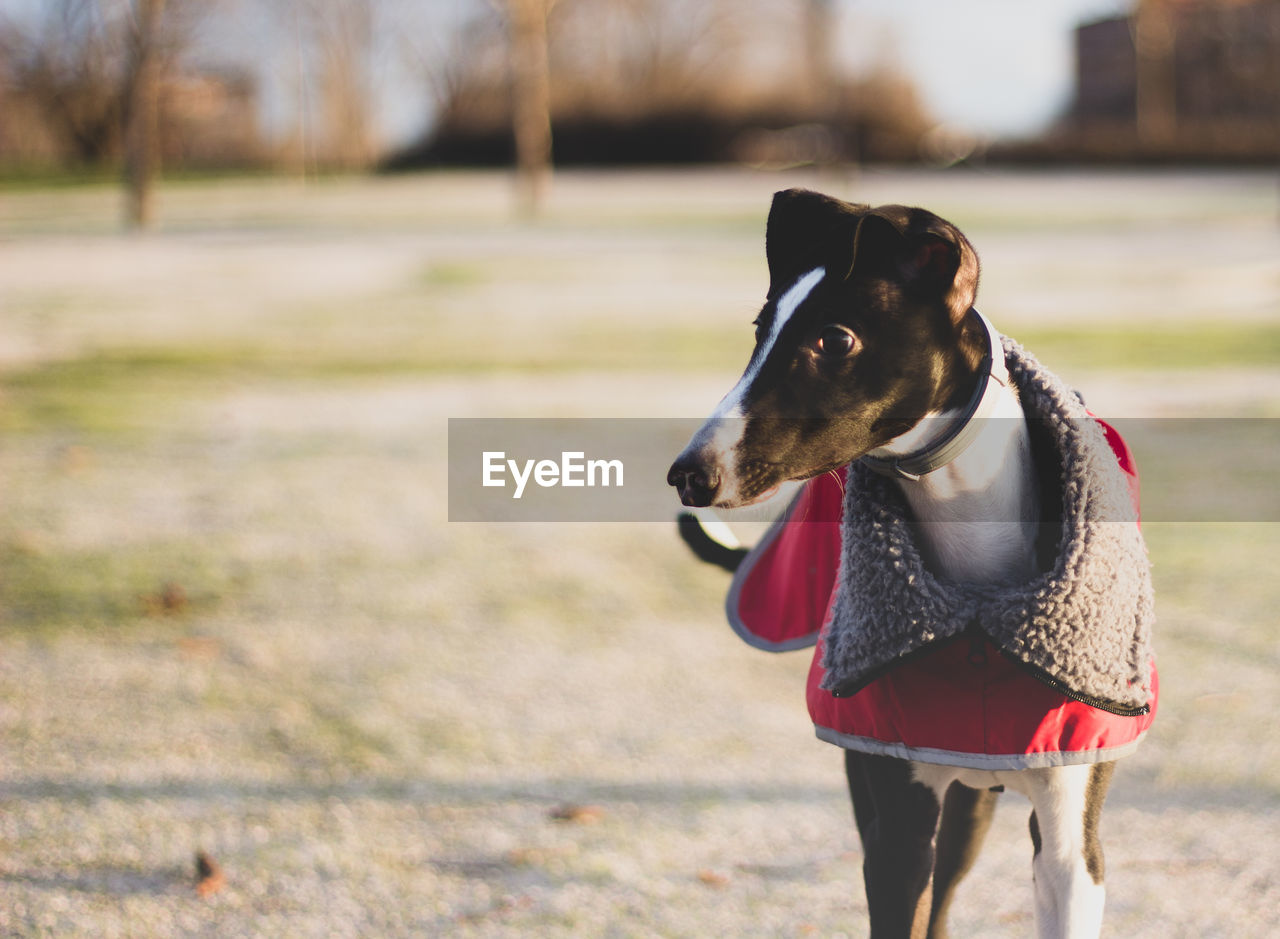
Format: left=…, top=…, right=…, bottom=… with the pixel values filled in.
left=713, top=266, right=826, bottom=422
left=694, top=266, right=826, bottom=503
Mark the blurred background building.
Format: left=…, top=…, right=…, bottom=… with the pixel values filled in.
left=1035, top=0, right=1280, bottom=161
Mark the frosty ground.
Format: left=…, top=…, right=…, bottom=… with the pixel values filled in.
left=1, top=168, right=1278, bottom=936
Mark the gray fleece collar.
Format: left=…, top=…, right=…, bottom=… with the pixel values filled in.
left=820, top=337, right=1155, bottom=714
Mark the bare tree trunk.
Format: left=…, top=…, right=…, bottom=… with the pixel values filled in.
left=507, top=0, right=552, bottom=216
left=1135, top=0, right=1176, bottom=149
left=124, top=0, right=167, bottom=229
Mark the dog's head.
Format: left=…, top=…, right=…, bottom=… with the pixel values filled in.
left=668, top=188, right=985, bottom=508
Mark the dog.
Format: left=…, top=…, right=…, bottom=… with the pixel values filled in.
left=667, top=189, right=1153, bottom=938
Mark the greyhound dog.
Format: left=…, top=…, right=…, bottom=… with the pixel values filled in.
left=667, top=189, right=1150, bottom=938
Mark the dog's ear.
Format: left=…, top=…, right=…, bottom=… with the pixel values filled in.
left=765, top=189, right=867, bottom=295
left=853, top=206, right=980, bottom=324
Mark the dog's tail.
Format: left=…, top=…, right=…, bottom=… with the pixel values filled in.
left=676, top=511, right=748, bottom=573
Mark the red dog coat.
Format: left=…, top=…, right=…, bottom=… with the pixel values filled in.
left=726, top=419, right=1157, bottom=770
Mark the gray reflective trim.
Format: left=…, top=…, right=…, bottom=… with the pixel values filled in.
left=814, top=725, right=1147, bottom=771
left=723, top=491, right=820, bottom=653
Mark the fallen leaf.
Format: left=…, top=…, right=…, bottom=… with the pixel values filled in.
left=195, top=850, right=225, bottom=897
left=697, top=869, right=730, bottom=888
left=142, top=582, right=188, bottom=617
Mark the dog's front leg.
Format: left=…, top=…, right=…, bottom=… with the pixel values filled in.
left=1020, top=763, right=1114, bottom=939
left=845, top=751, right=942, bottom=939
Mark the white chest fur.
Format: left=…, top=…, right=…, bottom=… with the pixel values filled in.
left=875, top=383, right=1040, bottom=586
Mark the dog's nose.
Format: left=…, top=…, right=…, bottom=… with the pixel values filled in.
left=667, top=454, right=720, bottom=507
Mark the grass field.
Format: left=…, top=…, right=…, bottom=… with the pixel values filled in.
left=1, top=167, right=1278, bottom=936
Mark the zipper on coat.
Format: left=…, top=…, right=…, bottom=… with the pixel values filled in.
left=996, top=648, right=1151, bottom=716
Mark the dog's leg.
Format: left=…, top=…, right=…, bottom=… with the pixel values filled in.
left=1021, top=763, right=1114, bottom=939
left=927, top=782, right=999, bottom=937
left=845, top=751, right=941, bottom=939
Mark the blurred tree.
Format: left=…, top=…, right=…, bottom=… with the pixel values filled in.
left=391, top=0, right=932, bottom=168
left=0, top=0, right=212, bottom=226
left=400, top=4, right=501, bottom=115
left=311, top=0, right=377, bottom=170
left=547, top=0, right=746, bottom=116
left=265, top=0, right=380, bottom=175
left=0, top=0, right=129, bottom=163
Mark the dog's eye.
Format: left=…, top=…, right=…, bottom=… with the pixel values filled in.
left=816, top=325, right=857, bottom=357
